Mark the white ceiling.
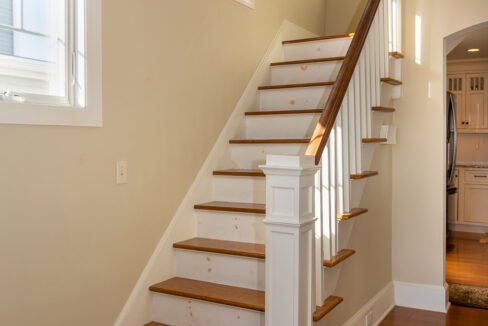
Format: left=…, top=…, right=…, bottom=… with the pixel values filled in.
left=448, top=27, right=488, bottom=60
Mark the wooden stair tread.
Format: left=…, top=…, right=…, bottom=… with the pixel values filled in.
left=258, top=82, right=334, bottom=90
left=313, top=296, right=344, bottom=321
left=362, top=138, right=387, bottom=143
left=323, top=249, right=356, bottom=268
left=381, top=77, right=403, bottom=85
left=245, top=109, right=322, bottom=116
left=194, top=201, right=265, bottom=214
left=389, top=51, right=405, bottom=59
left=337, top=208, right=368, bottom=220
left=174, top=238, right=265, bottom=259
left=271, top=56, right=345, bottom=66
left=350, top=171, right=379, bottom=180
left=149, top=278, right=265, bottom=312
left=372, top=106, right=396, bottom=113
left=230, top=138, right=310, bottom=144
left=213, top=169, right=265, bottom=177
left=283, top=33, right=354, bottom=45
left=144, top=322, right=169, bottom=326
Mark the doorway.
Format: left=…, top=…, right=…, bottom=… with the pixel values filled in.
left=445, top=22, right=488, bottom=308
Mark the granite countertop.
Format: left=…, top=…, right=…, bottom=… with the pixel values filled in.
left=457, top=162, right=488, bottom=169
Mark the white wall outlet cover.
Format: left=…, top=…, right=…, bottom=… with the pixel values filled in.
left=380, top=125, right=397, bottom=145
left=116, top=160, right=128, bottom=184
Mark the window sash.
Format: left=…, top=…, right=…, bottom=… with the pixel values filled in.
left=0, top=0, right=79, bottom=107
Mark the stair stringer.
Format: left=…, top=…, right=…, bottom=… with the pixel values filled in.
left=113, top=21, right=318, bottom=326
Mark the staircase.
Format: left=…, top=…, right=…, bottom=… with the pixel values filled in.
left=143, top=0, right=402, bottom=325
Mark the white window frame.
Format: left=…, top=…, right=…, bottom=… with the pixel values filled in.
left=234, top=0, right=255, bottom=9
left=0, top=0, right=102, bottom=127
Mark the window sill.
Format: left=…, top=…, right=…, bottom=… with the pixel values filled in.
left=0, top=101, right=102, bottom=127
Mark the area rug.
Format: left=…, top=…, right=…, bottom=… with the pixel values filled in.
left=450, top=283, right=488, bottom=309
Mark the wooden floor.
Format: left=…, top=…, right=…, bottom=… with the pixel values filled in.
left=380, top=306, right=488, bottom=325
left=446, top=232, right=488, bottom=287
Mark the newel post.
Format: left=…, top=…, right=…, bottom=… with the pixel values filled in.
left=260, top=155, right=319, bottom=326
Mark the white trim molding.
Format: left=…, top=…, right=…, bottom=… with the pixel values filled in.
left=0, top=0, right=102, bottom=127
left=343, top=282, right=395, bottom=326
left=234, top=0, right=255, bottom=9
left=394, top=281, right=449, bottom=313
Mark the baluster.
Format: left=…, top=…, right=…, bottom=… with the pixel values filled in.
left=353, top=66, right=363, bottom=173
left=384, top=0, right=390, bottom=77
left=379, top=0, right=386, bottom=79
left=329, top=122, right=338, bottom=257
left=342, top=97, right=351, bottom=215
left=348, top=81, right=357, bottom=176
left=364, top=35, right=372, bottom=138
left=368, top=33, right=375, bottom=137
left=359, top=51, right=368, bottom=140
left=375, top=14, right=381, bottom=105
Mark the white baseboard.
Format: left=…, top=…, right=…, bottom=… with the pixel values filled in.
left=113, top=20, right=317, bottom=326
left=343, top=282, right=395, bottom=326
left=394, top=281, right=449, bottom=313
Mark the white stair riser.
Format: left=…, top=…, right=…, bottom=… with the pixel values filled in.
left=213, top=176, right=266, bottom=203
left=283, top=38, right=352, bottom=61
left=259, top=86, right=330, bottom=111
left=196, top=211, right=265, bottom=244
left=389, top=57, right=402, bottom=81
left=270, top=61, right=341, bottom=85
left=230, top=143, right=308, bottom=169
left=174, top=250, right=265, bottom=290
left=151, top=294, right=264, bottom=326
left=244, top=114, right=319, bottom=139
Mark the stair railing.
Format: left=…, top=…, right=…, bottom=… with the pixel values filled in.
left=308, top=0, right=402, bottom=310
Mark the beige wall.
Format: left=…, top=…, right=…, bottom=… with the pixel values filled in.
left=0, top=1, right=326, bottom=325
left=325, top=0, right=367, bottom=35
left=392, top=0, right=488, bottom=289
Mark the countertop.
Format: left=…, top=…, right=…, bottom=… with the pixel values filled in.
left=457, top=163, right=488, bottom=169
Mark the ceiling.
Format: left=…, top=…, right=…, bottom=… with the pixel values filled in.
left=448, top=27, right=488, bottom=60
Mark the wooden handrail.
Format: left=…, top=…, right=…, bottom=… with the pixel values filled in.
left=306, top=0, right=382, bottom=164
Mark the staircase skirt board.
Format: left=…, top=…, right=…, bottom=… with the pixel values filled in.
left=173, top=238, right=265, bottom=259
left=150, top=278, right=265, bottom=312
left=313, top=296, right=344, bottom=321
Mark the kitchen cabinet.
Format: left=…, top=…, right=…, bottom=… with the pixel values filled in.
left=447, top=73, right=488, bottom=131
left=457, top=168, right=488, bottom=226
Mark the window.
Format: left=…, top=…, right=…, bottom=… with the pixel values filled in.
left=0, top=0, right=102, bottom=127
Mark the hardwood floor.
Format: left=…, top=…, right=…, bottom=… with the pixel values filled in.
left=446, top=232, right=488, bottom=287
left=380, top=306, right=488, bottom=325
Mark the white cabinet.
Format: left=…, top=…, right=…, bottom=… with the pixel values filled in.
left=458, top=169, right=488, bottom=226
left=447, top=73, right=488, bottom=131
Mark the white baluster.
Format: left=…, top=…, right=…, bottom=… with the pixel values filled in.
left=330, top=122, right=338, bottom=257
left=359, top=52, right=368, bottom=140
left=384, top=0, right=390, bottom=77
left=353, top=67, right=363, bottom=173
left=379, top=0, right=386, bottom=79
left=342, top=98, right=351, bottom=215
left=348, top=83, right=357, bottom=176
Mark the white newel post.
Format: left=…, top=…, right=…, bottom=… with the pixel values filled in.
left=260, top=155, right=320, bottom=326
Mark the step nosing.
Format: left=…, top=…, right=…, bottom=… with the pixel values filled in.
left=245, top=109, right=323, bottom=116
left=258, top=82, right=334, bottom=90
left=270, top=56, right=345, bottom=66
left=283, top=34, right=354, bottom=44
left=229, top=138, right=310, bottom=144
left=173, top=238, right=265, bottom=259
left=194, top=201, right=266, bottom=214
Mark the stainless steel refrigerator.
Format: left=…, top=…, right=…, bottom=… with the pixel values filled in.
left=447, top=92, right=458, bottom=246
